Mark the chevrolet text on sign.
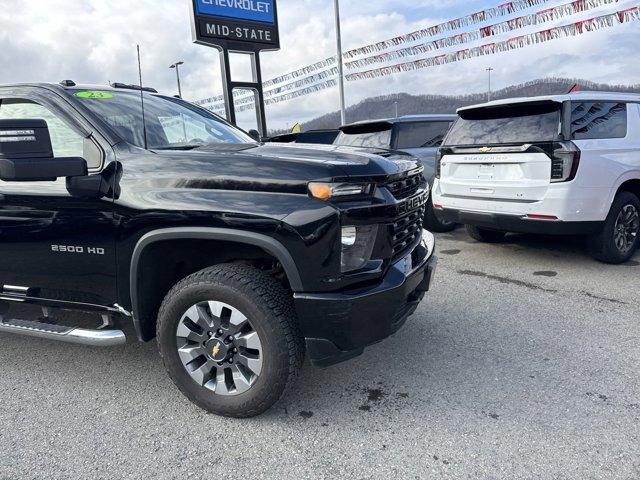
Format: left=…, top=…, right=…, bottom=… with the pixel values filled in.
left=196, top=0, right=275, bottom=24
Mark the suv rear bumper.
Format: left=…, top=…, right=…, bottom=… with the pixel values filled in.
left=294, top=232, right=436, bottom=367
left=438, top=208, right=603, bottom=235
left=432, top=182, right=611, bottom=223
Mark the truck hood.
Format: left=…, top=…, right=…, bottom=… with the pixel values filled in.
left=188, top=142, right=418, bottom=176
left=124, top=142, right=421, bottom=194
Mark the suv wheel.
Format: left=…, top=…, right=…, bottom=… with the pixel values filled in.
left=588, top=192, right=640, bottom=264
left=157, top=264, right=304, bottom=418
left=465, top=224, right=507, bottom=243
left=423, top=198, right=456, bottom=233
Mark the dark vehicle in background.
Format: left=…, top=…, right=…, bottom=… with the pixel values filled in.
left=0, top=82, right=436, bottom=418
left=335, top=115, right=458, bottom=232
left=268, top=129, right=340, bottom=145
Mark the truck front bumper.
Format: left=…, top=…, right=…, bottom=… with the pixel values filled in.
left=293, top=231, right=437, bottom=367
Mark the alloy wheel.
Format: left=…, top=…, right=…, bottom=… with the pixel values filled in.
left=176, top=301, right=263, bottom=396
left=613, top=204, right=639, bottom=254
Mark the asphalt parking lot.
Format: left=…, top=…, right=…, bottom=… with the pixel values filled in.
left=0, top=228, right=638, bottom=480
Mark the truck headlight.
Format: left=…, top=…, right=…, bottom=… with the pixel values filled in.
left=341, top=225, right=378, bottom=272
left=309, top=182, right=375, bottom=201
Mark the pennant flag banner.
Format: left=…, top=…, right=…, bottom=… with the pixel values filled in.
left=194, top=90, right=247, bottom=107
left=343, top=0, right=552, bottom=60
left=196, top=2, right=638, bottom=112
left=205, top=5, right=638, bottom=114
left=234, top=79, right=338, bottom=113
left=202, top=66, right=340, bottom=111
left=262, top=57, right=337, bottom=88
left=195, top=57, right=337, bottom=107
left=196, top=0, right=554, bottom=107
left=345, top=0, right=618, bottom=69
left=346, top=7, right=640, bottom=81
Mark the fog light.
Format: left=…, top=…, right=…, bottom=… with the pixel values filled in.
left=341, top=225, right=378, bottom=272
left=341, top=226, right=357, bottom=247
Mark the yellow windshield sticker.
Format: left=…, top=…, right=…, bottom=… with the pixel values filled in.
left=74, top=91, right=114, bottom=99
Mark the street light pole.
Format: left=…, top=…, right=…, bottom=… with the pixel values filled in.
left=170, top=61, right=184, bottom=99
left=334, top=0, right=346, bottom=125
left=486, top=67, right=494, bottom=102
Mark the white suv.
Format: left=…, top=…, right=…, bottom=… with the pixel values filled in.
left=432, top=92, right=640, bottom=263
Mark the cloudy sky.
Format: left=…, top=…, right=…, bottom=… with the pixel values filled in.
left=0, top=0, right=638, bottom=131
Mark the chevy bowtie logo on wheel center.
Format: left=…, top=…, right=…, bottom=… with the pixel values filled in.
left=207, top=338, right=228, bottom=362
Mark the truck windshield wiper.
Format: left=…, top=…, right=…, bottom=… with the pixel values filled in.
left=153, top=144, right=206, bottom=151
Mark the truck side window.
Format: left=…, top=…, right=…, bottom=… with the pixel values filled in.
left=396, top=122, right=453, bottom=149
left=570, top=102, right=627, bottom=140
left=0, top=98, right=93, bottom=164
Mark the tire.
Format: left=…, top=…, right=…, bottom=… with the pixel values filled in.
left=587, top=192, right=640, bottom=264
left=465, top=224, right=507, bottom=243
left=423, top=198, right=457, bottom=233
left=156, top=264, right=304, bottom=418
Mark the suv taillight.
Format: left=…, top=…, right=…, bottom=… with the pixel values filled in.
left=551, top=142, right=581, bottom=183
left=435, top=149, right=443, bottom=179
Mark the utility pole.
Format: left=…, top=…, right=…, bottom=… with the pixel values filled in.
left=486, top=67, right=494, bottom=102
left=394, top=101, right=398, bottom=118
left=170, top=61, right=185, bottom=98
left=334, top=0, right=346, bottom=125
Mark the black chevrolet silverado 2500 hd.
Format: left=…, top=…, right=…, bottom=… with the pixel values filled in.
left=0, top=82, right=436, bottom=417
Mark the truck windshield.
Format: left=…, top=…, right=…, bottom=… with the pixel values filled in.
left=445, top=101, right=562, bottom=146
left=71, top=90, right=253, bottom=149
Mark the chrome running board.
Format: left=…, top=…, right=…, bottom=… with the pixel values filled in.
left=0, top=317, right=126, bottom=347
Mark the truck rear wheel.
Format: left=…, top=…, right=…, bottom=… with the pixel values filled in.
left=156, top=264, right=304, bottom=418
left=465, top=224, right=507, bottom=243
left=587, top=192, right=640, bottom=264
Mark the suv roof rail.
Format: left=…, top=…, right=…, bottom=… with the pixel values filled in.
left=59, top=80, right=77, bottom=87
left=110, top=82, right=158, bottom=93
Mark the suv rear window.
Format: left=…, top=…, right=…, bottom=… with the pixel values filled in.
left=395, top=121, right=453, bottom=149
left=335, top=123, right=392, bottom=149
left=445, top=101, right=561, bottom=146
left=571, top=102, right=627, bottom=140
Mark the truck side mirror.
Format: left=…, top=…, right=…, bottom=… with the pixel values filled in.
left=0, top=119, right=87, bottom=181
left=248, top=129, right=262, bottom=142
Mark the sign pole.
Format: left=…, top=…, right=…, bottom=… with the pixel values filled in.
left=252, top=51, right=268, bottom=137
left=334, top=0, right=346, bottom=125
left=219, top=48, right=236, bottom=125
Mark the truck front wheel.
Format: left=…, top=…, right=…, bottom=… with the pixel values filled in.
left=156, top=264, right=304, bottom=418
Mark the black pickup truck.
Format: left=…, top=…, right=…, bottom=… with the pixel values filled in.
left=0, top=82, right=436, bottom=417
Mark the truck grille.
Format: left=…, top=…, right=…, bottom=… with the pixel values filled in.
left=386, top=172, right=423, bottom=200
left=392, top=205, right=426, bottom=258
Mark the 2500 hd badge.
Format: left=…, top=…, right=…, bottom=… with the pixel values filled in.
left=0, top=82, right=436, bottom=418
left=51, top=245, right=106, bottom=255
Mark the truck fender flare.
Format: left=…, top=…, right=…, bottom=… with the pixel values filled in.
left=129, top=227, right=304, bottom=335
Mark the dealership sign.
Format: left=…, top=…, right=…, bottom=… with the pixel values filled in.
left=190, top=0, right=280, bottom=51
